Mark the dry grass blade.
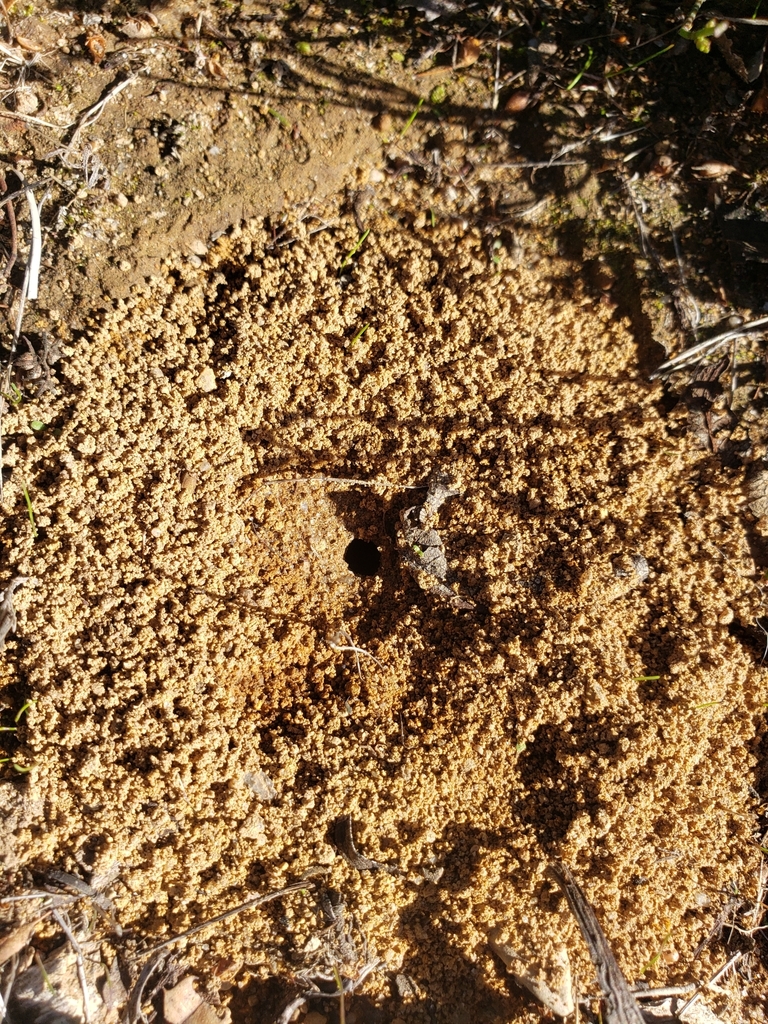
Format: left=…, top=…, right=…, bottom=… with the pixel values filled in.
left=329, top=640, right=383, bottom=669
left=0, top=577, right=27, bottom=650
left=23, top=186, right=40, bottom=301
left=65, top=74, right=137, bottom=152
left=548, top=861, right=645, bottom=1024
left=125, top=950, right=169, bottom=1024
left=650, top=316, right=768, bottom=379
left=275, top=994, right=307, bottom=1024
left=141, top=881, right=309, bottom=956
left=50, top=909, right=91, bottom=1024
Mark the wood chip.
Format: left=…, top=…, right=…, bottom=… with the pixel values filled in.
left=456, top=38, right=481, bottom=68
left=692, top=162, right=739, bottom=179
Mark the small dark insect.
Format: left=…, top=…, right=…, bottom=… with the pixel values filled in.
left=150, top=116, right=186, bottom=161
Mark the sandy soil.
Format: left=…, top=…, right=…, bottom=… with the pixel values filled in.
left=0, top=207, right=766, bottom=1021
left=0, top=2, right=766, bottom=1021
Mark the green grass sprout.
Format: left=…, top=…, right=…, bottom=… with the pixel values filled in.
left=635, top=675, right=660, bottom=681
left=567, top=46, right=594, bottom=90
left=267, top=108, right=290, bottom=127
left=14, top=700, right=35, bottom=723
left=606, top=43, right=674, bottom=78
left=351, top=323, right=370, bottom=345
left=2, top=382, right=23, bottom=408
left=34, top=951, right=56, bottom=996
left=400, top=97, right=424, bottom=137
left=333, top=966, right=346, bottom=1024
left=340, top=229, right=370, bottom=269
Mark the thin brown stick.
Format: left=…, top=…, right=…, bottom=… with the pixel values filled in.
left=0, top=174, right=17, bottom=278
left=0, top=109, right=69, bottom=129
left=257, top=475, right=426, bottom=490
left=548, top=861, right=645, bottom=1024
left=141, top=881, right=308, bottom=956
left=0, top=0, right=12, bottom=44
left=125, top=950, right=168, bottom=1024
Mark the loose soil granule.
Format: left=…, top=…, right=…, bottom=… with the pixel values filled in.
left=0, top=217, right=765, bottom=1022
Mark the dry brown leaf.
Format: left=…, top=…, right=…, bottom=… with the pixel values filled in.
left=751, top=86, right=768, bottom=112
left=206, top=56, right=227, bottom=80
left=456, top=37, right=481, bottom=68
left=14, top=35, right=42, bottom=52
left=0, top=919, right=39, bottom=966
left=121, top=14, right=156, bottom=39
left=415, top=64, right=451, bottom=78
left=489, top=934, right=574, bottom=1018
left=692, top=161, right=739, bottom=179
left=185, top=1004, right=229, bottom=1024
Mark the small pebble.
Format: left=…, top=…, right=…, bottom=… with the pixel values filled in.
left=114, top=192, right=129, bottom=208
left=13, top=87, right=39, bottom=114
left=195, top=367, right=216, bottom=392
left=371, top=111, right=392, bottom=132
left=505, top=90, right=531, bottom=113
left=188, top=239, right=208, bottom=256
left=180, top=471, right=198, bottom=494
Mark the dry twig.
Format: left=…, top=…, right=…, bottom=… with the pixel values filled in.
left=141, top=881, right=308, bottom=956
left=677, top=951, right=743, bottom=1016
left=258, top=474, right=425, bottom=490
left=50, top=909, right=91, bottom=1024
left=549, top=861, right=645, bottom=1024
left=650, top=316, right=768, bottom=379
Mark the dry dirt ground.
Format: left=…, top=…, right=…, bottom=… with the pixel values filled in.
left=0, top=2, right=768, bottom=1023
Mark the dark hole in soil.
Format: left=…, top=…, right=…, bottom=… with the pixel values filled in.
left=344, top=538, right=381, bottom=577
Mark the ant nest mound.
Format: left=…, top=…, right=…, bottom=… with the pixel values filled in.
left=1, top=216, right=764, bottom=1019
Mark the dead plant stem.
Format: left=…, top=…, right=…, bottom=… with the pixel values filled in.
left=141, top=882, right=308, bottom=956
left=51, top=909, right=91, bottom=1024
